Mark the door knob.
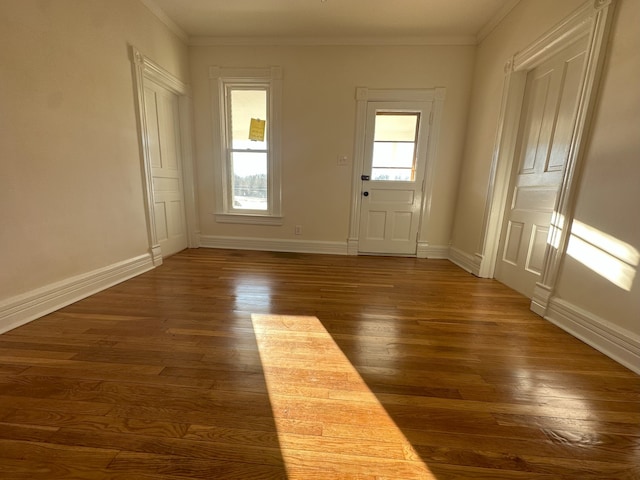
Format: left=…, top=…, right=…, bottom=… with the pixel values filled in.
left=363, top=191, right=369, bottom=197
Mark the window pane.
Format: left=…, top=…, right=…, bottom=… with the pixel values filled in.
left=231, top=152, right=267, bottom=210
left=372, top=168, right=413, bottom=181
left=374, top=113, right=419, bottom=142
left=372, top=142, right=415, bottom=169
left=230, top=89, right=267, bottom=150
left=371, top=112, right=419, bottom=182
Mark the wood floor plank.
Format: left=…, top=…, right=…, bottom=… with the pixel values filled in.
left=48, top=428, right=287, bottom=469
left=0, top=439, right=119, bottom=468
left=0, top=395, right=114, bottom=416
left=0, top=421, right=59, bottom=443
left=2, top=408, right=190, bottom=439
left=0, top=248, right=638, bottom=479
left=106, top=451, right=288, bottom=479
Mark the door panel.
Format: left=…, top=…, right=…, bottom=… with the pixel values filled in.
left=503, top=221, right=524, bottom=265
left=154, top=202, right=168, bottom=242
left=495, top=39, right=587, bottom=296
left=365, top=211, right=386, bottom=240
left=547, top=50, right=587, bottom=172
left=144, top=82, right=188, bottom=258
left=526, top=225, right=549, bottom=274
left=358, top=102, right=431, bottom=255
left=391, top=212, right=412, bottom=240
left=519, top=68, right=553, bottom=174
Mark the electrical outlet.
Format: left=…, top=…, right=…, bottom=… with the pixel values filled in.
left=295, top=225, right=302, bottom=235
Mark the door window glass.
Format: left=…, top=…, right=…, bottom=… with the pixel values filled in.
left=372, top=112, right=420, bottom=181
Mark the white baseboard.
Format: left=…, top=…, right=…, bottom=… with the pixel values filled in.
left=448, top=246, right=481, bottom=276
left=151, top=244, right=163, bottom=266
left=347, top=238, right=358, bottom=256
left=417, top=243, right=450, bottom=259
left=546, top=298, right=640, bottom=375
left=200, top=235, right=348, bottom=255
left=0, top=253, right=155, bottom=335
left=531, top=283, right=553, bottom=317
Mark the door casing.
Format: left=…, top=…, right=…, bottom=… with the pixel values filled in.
left=476, top=0, right=616, bottom=315
left=358, top=101, right=432, bottom=255
left=348, top=88, right=446, bottom=258
left=143, top=79, right=189, bottom=257
left=495, top=38, right=588, bottom=297
left=130, top=46, right=199, bottom=265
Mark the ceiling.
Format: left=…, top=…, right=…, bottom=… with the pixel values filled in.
left=144, top=0, right=520, bottom=44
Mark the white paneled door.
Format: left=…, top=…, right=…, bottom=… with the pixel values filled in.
left=144, top=81, right=188, bottom=257
left=495, top=39, right=588, bottom=297
left=358, top=101, right=432, bottom=255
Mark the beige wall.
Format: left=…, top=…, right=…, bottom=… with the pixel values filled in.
left=190, top=44, right=475, bottom=246
left=451, top=0, right=639, bottom=339
left=0, top=0, right=189, bottom=299
left=554, top=0, right=640, bottom=336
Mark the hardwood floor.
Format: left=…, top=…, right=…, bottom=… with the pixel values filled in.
left=0, top=248, right=638, bottom=479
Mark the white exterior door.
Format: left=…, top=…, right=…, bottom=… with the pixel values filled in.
left=495, top=39, right=587, bottom=297
left=358, top=101, right=431, bottom=255
left=143, top=81, right=188, bottom=257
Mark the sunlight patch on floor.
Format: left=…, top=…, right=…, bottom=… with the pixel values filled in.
left=251, top=313, right=436, bottom=479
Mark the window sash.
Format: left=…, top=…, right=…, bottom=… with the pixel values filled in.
left=210, top=66, right=282, bottom=225
left=224, top=84, right=271, bottom=214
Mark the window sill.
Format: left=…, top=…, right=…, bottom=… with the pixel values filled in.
left=214, top=213, right=283, bottom=226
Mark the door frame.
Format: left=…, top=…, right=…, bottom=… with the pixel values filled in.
left=130, top=46, right=200, bottom=265
left=477, top=0, right=615, bottom=315
left=348, top=87, right=445, bottom=257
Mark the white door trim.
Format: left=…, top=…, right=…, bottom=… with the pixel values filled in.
left=476, top=0, right=616, bottom=314
left=348, top=87, right=446, bottom=257
left=130, top=46, right=200, bottom=265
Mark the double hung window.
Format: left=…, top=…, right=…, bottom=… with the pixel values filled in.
left=210, top=67, right=282, bottom=224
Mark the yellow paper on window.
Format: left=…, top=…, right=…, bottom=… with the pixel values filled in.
left=249, top=118, right=266, bottom=142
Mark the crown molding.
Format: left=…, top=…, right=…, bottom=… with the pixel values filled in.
left=189, top=35, right=478, bottom=47
left=139, top=0, right=189, bottom=43
left=476, top=0, right=522, bottom=43
left=144, top=0, right=522, bottom=48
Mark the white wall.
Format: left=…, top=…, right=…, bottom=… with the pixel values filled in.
left=450, top=0, right=639, bottom=370
left=190, top=44, right=475, bottom=249
left=0, top=1, right=189, bottom=320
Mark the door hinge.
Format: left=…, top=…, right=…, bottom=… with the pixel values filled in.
left=429, top=109, right=434, bottom=125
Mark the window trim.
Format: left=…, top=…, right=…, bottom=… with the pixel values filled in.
left=209, top=66, right=283, bottom=225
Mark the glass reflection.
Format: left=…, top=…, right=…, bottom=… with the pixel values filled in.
left=233, top=276, right=273, bottom=311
